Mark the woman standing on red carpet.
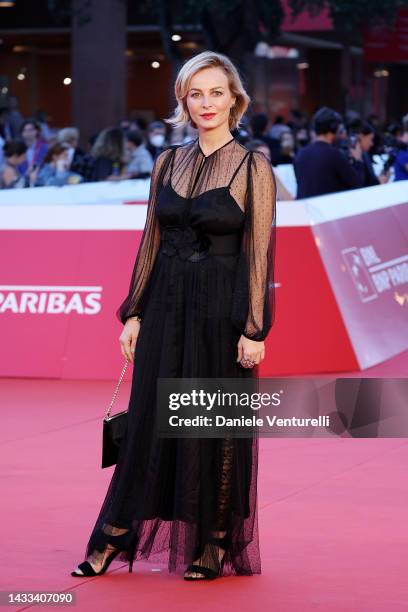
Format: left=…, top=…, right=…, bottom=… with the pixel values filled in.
left=71, top=50, right=276, bottom=581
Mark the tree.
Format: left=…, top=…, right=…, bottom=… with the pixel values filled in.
left=49, top=0, right=127, bottom=145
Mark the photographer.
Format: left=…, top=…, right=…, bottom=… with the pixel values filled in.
left=294, top=107, right=365, bottom=199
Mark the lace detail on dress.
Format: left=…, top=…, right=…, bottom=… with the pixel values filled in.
left=214, top=436, right=234, bottom=531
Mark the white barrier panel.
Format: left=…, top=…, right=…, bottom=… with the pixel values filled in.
left=0, top=178, right=151, bottom=207
left=273, top=164, right=297, bottom=197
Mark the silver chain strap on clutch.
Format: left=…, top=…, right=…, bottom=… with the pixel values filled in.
left=104, top=359, right=129, bottom=421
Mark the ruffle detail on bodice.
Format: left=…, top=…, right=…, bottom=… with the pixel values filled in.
left=160, top=226, right=211, bottom=261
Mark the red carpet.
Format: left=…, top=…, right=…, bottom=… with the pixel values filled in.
left=1, top=351, right=407, bottom=611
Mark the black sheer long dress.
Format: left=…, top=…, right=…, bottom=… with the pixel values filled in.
left=82, top=135, right=277, bottom=577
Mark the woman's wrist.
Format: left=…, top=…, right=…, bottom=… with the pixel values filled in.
left=241, top=331, right=264, bottom=343
left=128, top=314, right=142, bottom=322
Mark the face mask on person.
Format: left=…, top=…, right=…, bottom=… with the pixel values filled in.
left=149, top=134, right=165, bottom=147
left=56, top=158, right=67, bottom=173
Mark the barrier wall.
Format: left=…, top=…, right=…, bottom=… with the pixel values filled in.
left=0, top=180, right=407, bottom=380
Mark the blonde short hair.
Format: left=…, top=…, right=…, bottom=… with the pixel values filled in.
left=165, top=51, right=250, bottom=131
left=57, top=127, right=79, bottom=145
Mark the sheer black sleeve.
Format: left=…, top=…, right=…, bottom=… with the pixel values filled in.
left=116, top=147, right=174, bottom=325
left=231, top=151, right=277, bottom=342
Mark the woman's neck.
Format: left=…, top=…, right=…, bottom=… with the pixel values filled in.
left=197, top=126, right=233, bottom=156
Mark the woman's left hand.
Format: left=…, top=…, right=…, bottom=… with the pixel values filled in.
left=237, top=336, right=265, bottom=368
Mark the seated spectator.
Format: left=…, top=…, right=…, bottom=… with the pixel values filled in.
left=19, top=119, right=49, bottom=176
left=0, top=140, right=29, bottom=188
left=89, top=127, right=125, bottom=181
left=246, top=138, right=294, bottom=201
left=394, top=128, right=408, bottom=181
left=294, top=107, right=365, bottom=199
left=57, top=127, right=81, bottom=167
left=35, top=143, right=83, bottom=187
left=146, top=121, right=168, bottom=161
left=34, top=110, right=56, bottom=142
left=57, top=127, right=94, bottom=182
left=124, top=130, right=154, bottom=179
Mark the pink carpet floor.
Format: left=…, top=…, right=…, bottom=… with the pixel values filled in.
left=1, top=351, right=407, bottom=612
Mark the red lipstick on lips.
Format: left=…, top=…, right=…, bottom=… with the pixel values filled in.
left=201, top=113, right=216, bottom=120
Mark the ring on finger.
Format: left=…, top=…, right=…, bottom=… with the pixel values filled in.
left=240, top=357, right=255, bottom=368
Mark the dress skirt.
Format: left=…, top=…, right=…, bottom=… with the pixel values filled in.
left=84, top=247, right=261, bottom=576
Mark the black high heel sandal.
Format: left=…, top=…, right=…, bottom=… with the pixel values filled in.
left=184, top=533, right=230, bottom=581
left=71, top=529, right=134, bottom=577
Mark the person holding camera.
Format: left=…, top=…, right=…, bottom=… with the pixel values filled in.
left=294, top=107, right=365, bottom=199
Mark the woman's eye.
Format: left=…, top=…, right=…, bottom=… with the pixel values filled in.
left=191, top=91, right=222, bottom=97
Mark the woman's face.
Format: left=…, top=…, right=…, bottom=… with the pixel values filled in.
left=52, top=150, right=68, bottom=166
left=22, top=123, right=39, bottom=145
left=359, top=132, right=374, bottom=152
left=186, top=67, right=236, bottom=132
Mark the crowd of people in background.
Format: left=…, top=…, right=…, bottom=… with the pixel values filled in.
left=0, top=93, right=407, bottom=199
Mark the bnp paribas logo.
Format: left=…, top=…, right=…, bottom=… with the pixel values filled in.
left=341, top=245, right=408, bottom=304
left=0, top=285, right=102, bottom=315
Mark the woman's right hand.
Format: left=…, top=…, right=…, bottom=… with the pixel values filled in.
left=119, top=319, right=141, bottom=363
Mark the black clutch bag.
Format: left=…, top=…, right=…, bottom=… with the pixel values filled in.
left=102, top=359, right=130, bottom=469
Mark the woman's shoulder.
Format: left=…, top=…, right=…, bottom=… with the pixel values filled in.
left=232, top=140, right=270, bottom=167
left=238, top=143, right=265, bottom=162
left=244, top=147, right=273, bottom=168
left=242, top=148, right=276, bottom=188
